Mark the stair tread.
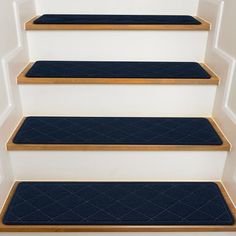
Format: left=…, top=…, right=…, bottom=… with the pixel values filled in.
left=18, top=62, right=219, bottom=85
left=7, top=117, right=230, bottom=151
left=0, top=182, right=235, bottom=232
left=34, top=14, right=201, bottom=25
left=25, top=15, right=210, bottom=30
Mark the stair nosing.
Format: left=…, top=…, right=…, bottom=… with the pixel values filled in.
left=25, top=16, right=210, bottom=31
left=6, top=117, right=230, bottom=151
left=0, top=181, right=235, bottom=232
left=17, top=63, right=219, bottom=85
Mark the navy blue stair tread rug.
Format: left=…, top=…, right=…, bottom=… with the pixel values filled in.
left=13, top=117, right=222, bottom=145
left=34, top=14, right=201, bottom=25
left=26, top=61, right=211, bottom=79
left=3, top=182, right=234, bottom=225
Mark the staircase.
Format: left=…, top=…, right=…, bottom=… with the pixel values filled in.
left=1, top=0, right=236, bottom=234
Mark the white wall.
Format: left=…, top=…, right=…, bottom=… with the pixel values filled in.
left=218, top=0, right=236, bottom=121
left=198, top=0, right=236, bottom=206
left=218, top=1, right=236, bottom=59
left=0, top=0, right=36, bottom=210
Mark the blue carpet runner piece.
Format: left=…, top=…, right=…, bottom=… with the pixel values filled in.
left=34, top=14, right=201, bottom=25
left=13, top=117, right=222, bottom=145
left=26, top=61, right=211, bottom=79
left=3, top=182, right=234, bottom=225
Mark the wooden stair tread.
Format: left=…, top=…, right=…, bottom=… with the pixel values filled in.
left=0, top=182, right=235, bottom=232
left=18, top=62, right=219, bottom=85
left=7, top=117, right=230, bottom=151
left=25, top=15, right=210, bottom=31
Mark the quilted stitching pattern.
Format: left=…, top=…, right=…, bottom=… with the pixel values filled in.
left=3, top=182, right=234, bottom=225
left=26, top=61, right=211, bottom=79
left=34, top=14, right=201, bottom=25
left=13, top=117, right=222, bottom=145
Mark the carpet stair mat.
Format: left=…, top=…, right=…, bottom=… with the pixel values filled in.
left=12, top=117, right=223, bottom=145
left=33, top=14, right=201, bottom=25
left=25, top=61, right=211, bottom=79
left=3, top=182, right=234, bottom=225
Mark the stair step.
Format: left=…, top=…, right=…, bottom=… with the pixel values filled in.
left=7, top=117, right=230, bottom=151
left=18, top=62, right=219, bottom=85
left=0, top=182, right=235, bottom=232
left=26, top=15, right=210, bottom=30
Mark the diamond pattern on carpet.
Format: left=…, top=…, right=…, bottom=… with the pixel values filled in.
left=3, top=182, right=234, bottom=225
left=34, top=14, right=201, bottom=25
left=26, top=61, right=211, bottom=79
left=13, top=117, right=222, bottom=145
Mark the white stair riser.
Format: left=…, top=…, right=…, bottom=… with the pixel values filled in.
left=10, top=151, right=227, bottom=180
left=27, top=31, right=208, bottom=61
left=19, top=85, right=216, bottom=116
left=35, top=0, right=198, bottom=15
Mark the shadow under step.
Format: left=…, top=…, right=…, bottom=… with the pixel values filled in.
left=0, top=181, right=235, bottom=232
left=18, top=61, right=219, bottom=85
left=7, top=117, right=230, bottom=151
left=25, top=14, right=210, bottom=30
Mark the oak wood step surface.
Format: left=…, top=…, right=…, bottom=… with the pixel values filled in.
left=18, top=62, right=219, bottom=85
left=7, top=117, right=230, bottom=151
left=0, top=182, right=235, bottom=232
left=25, top=15, right=210, bottom=31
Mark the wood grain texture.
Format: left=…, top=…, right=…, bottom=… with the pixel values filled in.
left=0, top=181, right=235, bottom=232
left=25, top=16, right=210, bottom=31
left=17, top=63, right=219, bottom=85
left=6, top=117, right=231, bottom=151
